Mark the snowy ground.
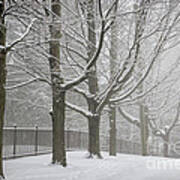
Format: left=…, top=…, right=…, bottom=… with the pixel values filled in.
left=4, top=151, right=180, bottom=180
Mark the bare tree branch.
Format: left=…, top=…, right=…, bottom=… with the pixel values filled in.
left=66, top=101, right=93, bottom=118
left=6, top=18, right=37, bottom=52
left=118, top=107, right=140, bottom=128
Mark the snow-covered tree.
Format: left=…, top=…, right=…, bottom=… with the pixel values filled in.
left=0, top=0, right=38, bottom=178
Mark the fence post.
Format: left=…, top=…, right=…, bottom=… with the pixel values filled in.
left=13, top=124, right=17, bottom=157
left=35, top=125, right=38, bottom=154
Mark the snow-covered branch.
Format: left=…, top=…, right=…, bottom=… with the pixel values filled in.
left=63, top=0, right=120, bottom=90
left=148, top=119, right=165, bottom=137
left=7, top=63, right=51, bottom=86
left=148, top=102, right=180, bottom=139
left=0, top=45, right=5, bottom=53
left=118, top=59, right=180, bottom=105
left=5, top=77, right=50, bottom=90
left=73, top=87, right=89, bottom=100
left=63, top=18, right=105, bottom=90
left=5, top=18, right=36, bottom=52
left=118, top=107, right=140, bottom=128
left=5, top=78, right=39, bottom=90
left=168, top=102, right=180, bottom=133
left=110, top=16, right=177, bottom=104
left=66, top=101, right=93, bottom=118
left=62, top=73, right=87, bottom=90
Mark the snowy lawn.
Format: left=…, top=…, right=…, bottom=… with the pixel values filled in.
left=4, top=151, right=180, bottom=180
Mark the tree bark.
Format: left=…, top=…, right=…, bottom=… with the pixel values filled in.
left=140, top=104, right=149, bottom=156
left=51, top=90, right=66, bottom=166
left=163, top=134, right=169, bottom=157
left=109, top=103, right=116, bottom=156
left=0, top=0, right=6, bottom=178
left=88, top=113, right=101, bottom=158
left=49, top=0, right=66, bottom=166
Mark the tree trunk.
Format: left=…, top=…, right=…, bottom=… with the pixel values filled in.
left=86, top=0, right=101, bottom=158
left=108, top=1, right=118, bottom=156
left=88, top=113, right=101, bottom=158
left=163, top=134, right=169, bottom=157
left=51, top=90, right=66, bottom=166
left=87, top=84, right=101, bottom=158
left=0, top=0, right=6, bottom=178
left=49, top=0, right=66, bottom=166
left=140, top=104, right=149, bottom=156
left=134, top=0, right=149, bottom=157
left=109, top=103, right=116, bottom=156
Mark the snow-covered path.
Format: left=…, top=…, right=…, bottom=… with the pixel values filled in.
left=4, top=151, right=180, bottom=180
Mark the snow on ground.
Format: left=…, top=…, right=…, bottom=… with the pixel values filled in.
left=4, top=151, right=180, bottom=180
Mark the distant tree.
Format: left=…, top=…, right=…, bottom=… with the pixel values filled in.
left=108, top=0, right=119, bottom=156
left=119, top=101, right=180, bottom=157
left=149, top=101, right=180, bottom=157
left=134, top=0, right=150, bottom=156
left=0, top=0, right=6, bottom=178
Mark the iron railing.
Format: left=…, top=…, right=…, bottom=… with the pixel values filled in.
left=3, top=126, right=179, bottom=159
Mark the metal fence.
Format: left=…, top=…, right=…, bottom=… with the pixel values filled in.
left=3, top=126, right=143, bottom=159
